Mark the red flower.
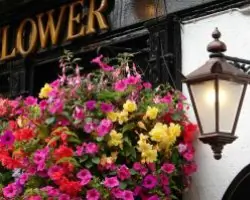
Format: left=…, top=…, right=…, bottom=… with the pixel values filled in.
left=14, top=128, right=34, bottom=141
left=183, top=123, right=197, bottom=143
left=53, top=145, right=74, bottom=161
left=183, top=163, right=197, bottom=176
left=59, top=179, right=82, bottom=197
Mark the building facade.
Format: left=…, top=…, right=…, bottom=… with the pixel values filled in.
left=1, top=0, right=250, bottom=199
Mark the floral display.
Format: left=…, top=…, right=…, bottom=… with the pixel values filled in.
left=0, top=53, right=197, bottom=199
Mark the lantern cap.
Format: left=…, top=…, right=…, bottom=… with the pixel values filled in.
left=207, top=28, right=227, bottom=55
left=183, top=28, right=250, bottom=83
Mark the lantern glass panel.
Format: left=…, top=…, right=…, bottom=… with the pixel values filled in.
left=190, top=80, right=216, bottom=134
left=219, top=80, right=244, bottom=133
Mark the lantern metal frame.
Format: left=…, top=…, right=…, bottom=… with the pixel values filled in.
left=183, top=28, right=250, bottom=160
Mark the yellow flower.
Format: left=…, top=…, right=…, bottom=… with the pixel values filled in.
left=149, top=123, right=168, bottom=142
left=108, top=130, right=123, bottom=147
left=123, top=100, right=137, bottom=113
left=118, top=110, right=129, bottom=125
left=107, top=112, right=118, bottom=122
left=17, top=116, right=29, bottom=128
left=142, top=149, right=157, bottom=163
left=39, top=83, right=52, bottom=99
left=145, top=106, right=159, bottom=120
left=137, top=121, right=147, bottom=130
left=100, top=155, right=112, bottom=165
left=137, top=140, right=152, bottom=153
left=168, top=123, right=181, bottom=137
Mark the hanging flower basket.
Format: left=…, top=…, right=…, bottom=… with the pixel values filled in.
left=0, top=53, right=197, bottom=200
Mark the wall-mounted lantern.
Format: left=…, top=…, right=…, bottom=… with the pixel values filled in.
left=183, top=28, right=250, bottom=160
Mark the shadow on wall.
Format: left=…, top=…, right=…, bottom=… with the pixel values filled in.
left=222, top=164, right=250, bottom=200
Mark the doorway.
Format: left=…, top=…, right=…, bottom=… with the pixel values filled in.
left=222, top=164, right=250, bottom=200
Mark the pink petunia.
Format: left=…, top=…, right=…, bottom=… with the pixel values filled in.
left=84, top=122, right=96, bottom=133
left=73, top=106, right=85, bottom=120
left=103, top=177, right=119, bottom=188
left=114, top=80, right=127, bottom=92
left=183, top=152, right=194, bottom=161
left=123, top=190, right=134, bottom=200
left=85, top=100, right=96, bottom=111
left=24, top=96, right=37, bottom=106
left=161, top=163, right=175, bottom=174
left=117, top=165, right=131, bottom=181
left=111, top=188, right=124, bottom=199
left=77, top=169, right=92, bottom=186
left=3, top=183, right=18, bottom=198
left=86, top=189, right=100, bottom=200
left=96, top=119, right=112, bottom=137
left=100, top=102, right=113, bottom=113
left=91, top=55, right=114, bottom=71
left=142, top=175, right=158, bottom=189
left=85, top=143, right=99, bottom=154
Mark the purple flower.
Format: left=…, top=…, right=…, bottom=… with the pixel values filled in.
left=0, top=130, right=15, bottom=146
left=3, top=183, right=18, bottom=198
left=142, top=175, right=158, bottom=189
left=100, top=103, right=113, bottom=113
left=86, top=189, right=100, bottom=200
left=85, top=100, right=96, bottom=111
left=96, top=119, right=112, bottom=137
left=24, top=96, right=37, bottom=105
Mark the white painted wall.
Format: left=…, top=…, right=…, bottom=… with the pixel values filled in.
left=181, top=9, right=250, bottom=200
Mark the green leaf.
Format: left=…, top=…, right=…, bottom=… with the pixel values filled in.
left=85, top=160, right=93, bottom=168
left=45, top=117, right=56, bottom=125
left=56, top=157, right=80, bottom=167
left=47, top=136, right=60, bottom=146
left=130, top=169, right=137, bottom=175
left=79, top=155, right=89, bottom=163
left=122, top=123, right=136, bottom=133
left=68, top=137, right=81, bottom=144
left=65, top=130, right=78, bottom=138
left=37, top=125, right=49, bottom=139
left=120, top=182, right=127, bottom=190
left=92, top=157, right=100, bottom=164
left=96, top=137, right=104, bottom=142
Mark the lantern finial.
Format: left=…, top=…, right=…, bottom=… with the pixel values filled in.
left=207, top=28, right=227, bottom=55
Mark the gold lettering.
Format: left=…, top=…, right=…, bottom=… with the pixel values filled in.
left=1, top=26, right=16, bottom=60
left=37, top=5, right=67, bottom=48
left=86, top=0, right=109, bottom=35
left=16, top=18, right=38, bottom=56
left=66, top=1, right=85, bottom=40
